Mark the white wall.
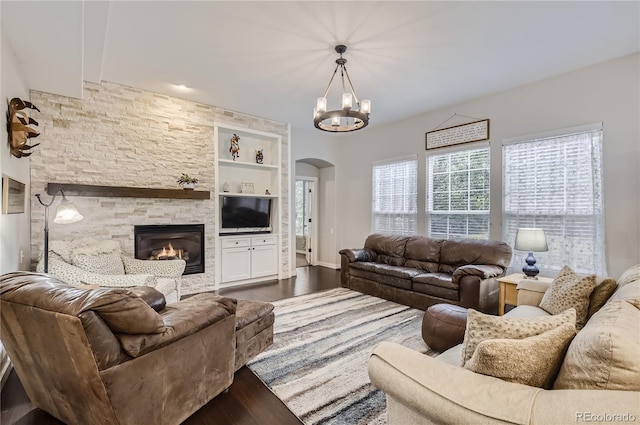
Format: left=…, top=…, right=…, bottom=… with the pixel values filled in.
left=1, top=30, right=31, bottom=274
left=296, top=162, right=319, bottom=179
left=0, top=27, right=31, bottom=388
left=290, top=127, right=342, bottom=268
left=335, top=53, right=640, bottom=278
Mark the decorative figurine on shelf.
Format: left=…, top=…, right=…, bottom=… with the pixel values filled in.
left=265, top=189, right=271, bottom=195
left=7, top=97, right=41, bottom=158
left=229, top=133, right=240, bottom=160
left=255, top=149, right=264, bottom=164
left=222, top=182, right=230, bottom=192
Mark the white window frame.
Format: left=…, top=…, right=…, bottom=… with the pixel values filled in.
left=502, top=122, right=606, bottom=276
left=371, top=155, right=418, bottom=235
left=426, top=144, right=490, bottom=240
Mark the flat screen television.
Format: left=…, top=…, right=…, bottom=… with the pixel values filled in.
left=220, top=196, right=272, bottom=234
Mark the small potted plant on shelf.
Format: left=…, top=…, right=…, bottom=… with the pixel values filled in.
left=177, top=173, right=198, bottom=190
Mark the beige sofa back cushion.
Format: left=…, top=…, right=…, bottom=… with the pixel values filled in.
left=554, top=281, right=640, bottom=390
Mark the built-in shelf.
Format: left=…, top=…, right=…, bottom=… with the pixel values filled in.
left=47, top=183, right=211, bottom=200
left=218, top=159, right=279, bottom=169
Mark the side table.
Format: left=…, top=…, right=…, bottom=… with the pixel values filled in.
left=497, top=273, right=553, bottom=315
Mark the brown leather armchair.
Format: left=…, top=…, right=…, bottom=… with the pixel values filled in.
left=0, top=272, right=236, bottom=425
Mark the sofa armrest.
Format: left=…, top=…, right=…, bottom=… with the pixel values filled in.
left=116, top=294, right=237, bottom=357
left=452, top=264, right=505, bottom=285
left=517, top=279, right=552, bottom=307
left=338, top=248, right=375, bottom=263
left=368, top=342, right=542, bottom=425
left=121, top=256, right=186, bottom=278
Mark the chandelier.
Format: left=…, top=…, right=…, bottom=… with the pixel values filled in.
left=313, top=45, right=371, bottom=132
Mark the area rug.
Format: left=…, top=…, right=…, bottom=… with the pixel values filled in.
left=248, top=288, right=435, bottom=425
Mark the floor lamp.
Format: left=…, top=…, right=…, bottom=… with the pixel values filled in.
left=36, top=190, right=83, bottom=273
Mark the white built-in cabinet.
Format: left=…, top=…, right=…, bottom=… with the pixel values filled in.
left=214, top=124, right=281, bottom=287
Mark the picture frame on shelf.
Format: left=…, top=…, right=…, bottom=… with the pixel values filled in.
left=241, top=182, right=254, bottom=194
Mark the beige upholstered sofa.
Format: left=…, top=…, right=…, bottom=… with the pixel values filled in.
left=36, top=238, right=185, bottom=302
left=368, top=265, right=640, bottom=425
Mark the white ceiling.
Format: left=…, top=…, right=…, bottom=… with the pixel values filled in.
left=2, top=1, right=639, bottom=132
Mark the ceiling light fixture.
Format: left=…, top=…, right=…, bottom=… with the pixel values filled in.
left=313, top=45, right=371, bottom=132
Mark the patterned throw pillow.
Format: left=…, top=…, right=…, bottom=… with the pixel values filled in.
left=539, top=266, right=596, bottom=329
left=461, top=308, right=576, bottom=366
left=72, top=252, right=125, bottom=275
left=587, top=277, right=617, bottom=319
left=464, top=323, right=576, bottom=389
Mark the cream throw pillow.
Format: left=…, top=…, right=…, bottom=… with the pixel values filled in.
left=461, top=308, right=576, bottom=366
left=73, top=252, right=125, bottom=275
left=587, top=277, right=617, bottom=319
left=464, top=323, right=576, bottom=389
left=539, top=266, right=596, bottom=329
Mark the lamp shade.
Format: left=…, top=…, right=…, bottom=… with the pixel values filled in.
left=514, top=228, right=548, bottom=252
left=53, top=199, right=83, bottom=224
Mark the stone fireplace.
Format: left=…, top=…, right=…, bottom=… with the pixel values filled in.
left=134, top=224, right=205, bottom=275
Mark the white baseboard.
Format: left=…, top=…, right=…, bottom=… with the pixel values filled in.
left=316, top=261, right=340, bottom=270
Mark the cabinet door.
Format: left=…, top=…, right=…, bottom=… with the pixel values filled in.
left=221, top=247, right=252, bottom=282
left=251, top=244, right=278, bottom=278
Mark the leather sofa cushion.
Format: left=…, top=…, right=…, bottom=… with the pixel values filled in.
left=79, top=311, right=131, bottom=370
left=235, top=299, right=275, bottom=330
left=413, top=272, right=457, bottom=290
left=350, top=268, right=413, bottom=290
left=117, top=294, right=237, bottom=357
left=350, top=262, right=421, bottom=280
left=404, top=236, right=443, bottom=273
left=413, top=281, right=458, bottom=301
left=439, top=239, right=512, bottom=273
left=129, top=286, right=166, bottom=312
left=364, top=234, right=409, bottom=266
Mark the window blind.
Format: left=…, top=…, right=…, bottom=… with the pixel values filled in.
left=372, top=156, right=418, bottom=235
left=426, top=147, right=490, bottom=239
left=502, top=127, right=606, bottom=275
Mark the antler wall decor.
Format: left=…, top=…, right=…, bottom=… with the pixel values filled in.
left=7, top=97, right=40, bottom=158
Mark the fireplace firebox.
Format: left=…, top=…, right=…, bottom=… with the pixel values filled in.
left=134, top=224, right=204, bottom=275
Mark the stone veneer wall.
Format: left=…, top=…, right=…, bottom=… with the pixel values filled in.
left=30, top=81, right=290, bottom=294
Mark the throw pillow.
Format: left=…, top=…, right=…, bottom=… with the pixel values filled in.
left=464, top=323, right=576, bottom=389
left=72, top=252, right=125, bottom=275
left=539, top=266, right=596, bottom=329
left=460, top=308, right=576, bottom=366
left=587, top=277, right=617, bottom=319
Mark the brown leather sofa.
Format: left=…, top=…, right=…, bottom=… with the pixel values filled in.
left=0, top=272, right=273, bottom=425
left=339, top=234, right=512, bottom=314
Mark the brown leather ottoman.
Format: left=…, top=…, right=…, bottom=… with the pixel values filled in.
left=234, top=300, right=275, bottom=371
left=422, top=303, right=468, bottom=352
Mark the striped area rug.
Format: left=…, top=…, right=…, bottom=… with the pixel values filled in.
left=248, top=288, right=435, bottom=425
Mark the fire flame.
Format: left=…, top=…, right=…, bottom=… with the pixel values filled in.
left=159, top=243, right=181, bottom=259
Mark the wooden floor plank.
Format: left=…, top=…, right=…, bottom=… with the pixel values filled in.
left=0, top=266, right=340, bottom=425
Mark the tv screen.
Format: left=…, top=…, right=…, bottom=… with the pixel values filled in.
left=221, top=196, right=272, bottom=229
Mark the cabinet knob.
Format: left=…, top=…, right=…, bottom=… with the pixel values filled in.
left=263, top=240, right=266, bottom=242
left=235, top=241, right=239, bottom=244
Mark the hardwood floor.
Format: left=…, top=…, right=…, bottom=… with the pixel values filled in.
left=0, top=266, right=341, bottom=425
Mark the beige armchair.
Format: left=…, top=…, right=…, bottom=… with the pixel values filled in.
left=36, top=238, right=185, bottom=302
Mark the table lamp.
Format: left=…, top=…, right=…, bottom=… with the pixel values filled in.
left=36, top=190, right=83, bottom=273
left=514, top=228, right=548, bottom=279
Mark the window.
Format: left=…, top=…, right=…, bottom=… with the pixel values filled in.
left=502, top=124, right=605, bottom=275
left=426, top=147, right=490, bottom=239
left=372, top=156, right=418, bottom=235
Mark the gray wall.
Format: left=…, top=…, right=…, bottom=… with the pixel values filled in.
left=333, top=53, right=640, bottom=278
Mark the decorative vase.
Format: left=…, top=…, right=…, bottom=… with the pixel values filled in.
left=223, top=182, right=230, bottom=192
left=255, top=149, right=264, bottom=164
left=181, top=183, right=195, bottom=190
